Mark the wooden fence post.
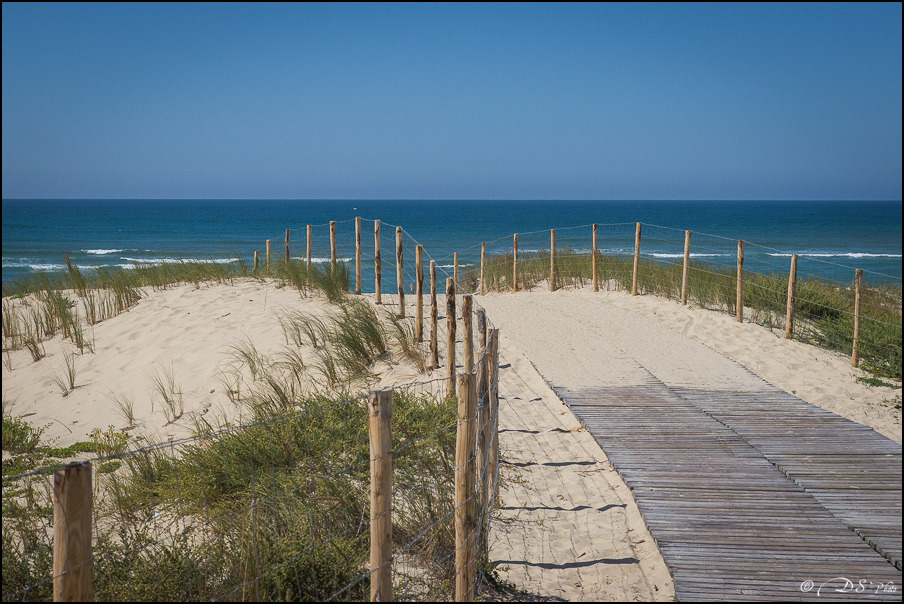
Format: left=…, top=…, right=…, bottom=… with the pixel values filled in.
left=447, top=278, right=457, bottom=395
left=355, top=217, right=362, bottom=295
left=852, top=269, right=863, bottom=367
left=253, top=250, right=259, bottom=271
left=396, top=227, right=405, bottom=317
left=736, top=240, right=744, bottom=323
left=374, top=221, right=382, bottom=305
left=785, top=254, right=798, bottom=339
left=266, top=239, right=272, bottom=266
left=330, top=221, right=337, bottom=273
left=285, top=228, right=290, bottom=264
left=476, top=319, right=490, bottom=564
left=681, top=230, right=691, bottom=305
left=549, top=229, right=557, bottom=292
left=462, top=295, right=473, bottom=373
left=592, top=224, right=599, bottom=293
left=480, top=243, right=486, bottom=295
left=369, top=390, right=393, bottom=603
left=53, top=462, right=93, bottom=602
left=454, top=252, right=459, bottom=285
left=486, top=328, right=500, bottom=508
left=416, top=245, right=424, bottom=342
left=454, top=372, right=477, bottom=602
left=632, top=223, right=641, bottom=296
left=513, top=234, right=519, bottom=292
left=430, top=261, right=438, bottom=369
left=306, top=225, right=312, bottom=270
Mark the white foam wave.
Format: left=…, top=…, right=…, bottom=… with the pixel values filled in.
left=650, top=253, right=730, bottom=259
left=83, top=249, right=124, bottom=255
left=767, top=252, right=902, bottom=259
left=120, top=257, right=240, bottom=265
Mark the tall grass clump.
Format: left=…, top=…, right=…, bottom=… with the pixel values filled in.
left=49, top=349, right=80, bottom=397
left=320, top=298, right=388, bottom=382
left=148, top=364, right=185, bottom=424
left=386, top=311, right=428, bottom=373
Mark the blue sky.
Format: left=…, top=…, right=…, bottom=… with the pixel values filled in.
left=2, top=2, right=901, bottom=200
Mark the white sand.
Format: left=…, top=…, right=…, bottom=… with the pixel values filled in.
left=4, top=279, right=899, bottom=601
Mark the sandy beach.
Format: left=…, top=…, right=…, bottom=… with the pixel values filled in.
left=2, top=279, right=900, bottom=600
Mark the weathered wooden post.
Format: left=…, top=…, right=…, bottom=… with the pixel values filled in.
left=396, top=227, right=405, bottom=317
left=306, top=225, right=312, bottom=270
left=632, top=222, right=641, bottom=296
left=416, top=245, right=424, bottom=342
left=462, top=295, right=473, bottom=373
left=374, top=220, right=382, bottom=305
left=549, top=229, right=557, bottom=292
left=369, top=390, right=393, bottom=603
left=285, top=228, right=290, bottom=264
left=454, top=252, right=459, bottom=285
left=486, top=328, right=500, bottom=508
left=785, top=254, right=798, bottom=338
left=455, top=372, right=477, bottom=602
left=53, top=462, right=93, bottom=602
left=476, top=314, right=490, bottom=563
left=330, top=221, right=337, bottom=273
left=447, top=278, right=457, bottom=394
left=253, top=250, right=259, bottom=271
left=266, top=239, right=272, bottom=266
left=480, top=243, right=486, bottom=295
left=513, top=233, right=519, bottom=292
left=355, top=217, right=362, bottom=295
left=736, top=240, right=744, bottom=323
left=430, top=261, right=438, bottom=369
left=852, top=268, right=863, bottom=367
left=681, top=230, right=691, bottom=305
left=592, top=224, right=599, bottom=293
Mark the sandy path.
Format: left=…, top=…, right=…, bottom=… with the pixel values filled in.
left=487, top=347, right=674, bottom=601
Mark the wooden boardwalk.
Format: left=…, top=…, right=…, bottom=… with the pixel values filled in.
left=555, top=381, right=902, bottom=601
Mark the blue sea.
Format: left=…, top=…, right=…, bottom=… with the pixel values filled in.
left=2, top=199, right=901, bottom=289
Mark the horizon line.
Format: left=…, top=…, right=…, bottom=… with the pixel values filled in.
left=3, top=197, right=902, bottom=203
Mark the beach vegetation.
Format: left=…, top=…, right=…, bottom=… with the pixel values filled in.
left=106, top=391, right=138, bottom=427
left=386, top=310, right=428, bottom=373
left=149, top=363, right=185, bottom=424
left=2, top=415, right=44, bottom=456
left=89, top=425, right=131, bottom=458
left=48, top=349, right=80, bottom=397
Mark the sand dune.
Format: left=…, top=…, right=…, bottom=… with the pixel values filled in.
left=3, top=278, right=899, bottom=601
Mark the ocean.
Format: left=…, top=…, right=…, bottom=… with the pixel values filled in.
left=2, top=199, right=901, bottom=289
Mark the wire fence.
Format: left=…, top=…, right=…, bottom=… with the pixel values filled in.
left=456, top=221, right=900, bottom=381
left=2, top=220, right=502, bottom=602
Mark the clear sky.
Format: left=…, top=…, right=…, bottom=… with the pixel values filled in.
left=2, top=2, right=901, bottom=200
